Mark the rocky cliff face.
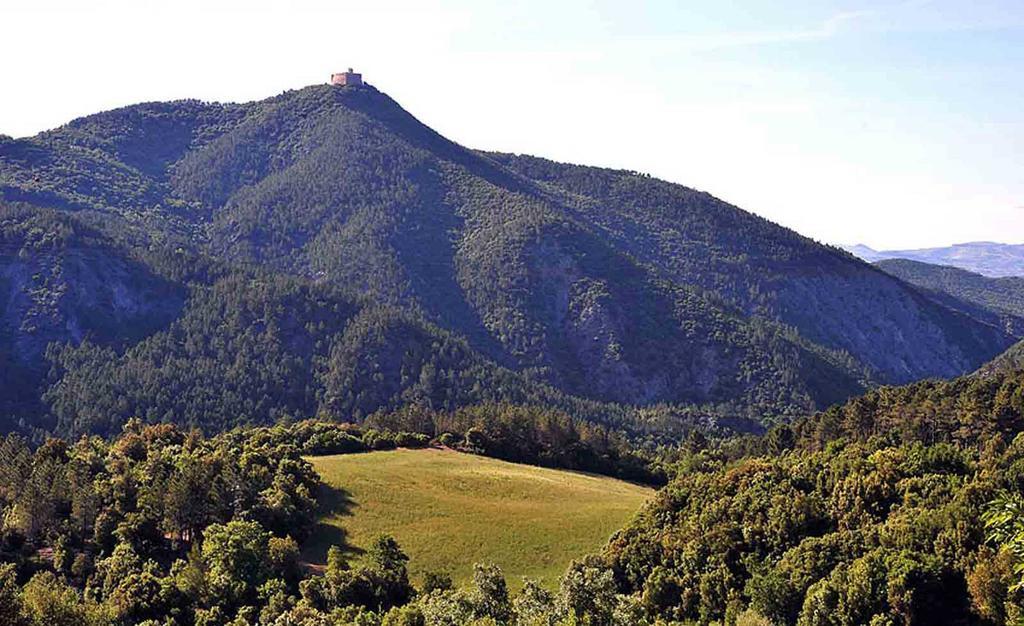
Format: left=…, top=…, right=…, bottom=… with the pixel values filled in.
left=1, top=249, right=179, bottom=365
left=0, top=205, right=185, bottom=421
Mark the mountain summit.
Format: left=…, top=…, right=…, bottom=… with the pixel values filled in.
left=0, top=81, right=1015, bottom=433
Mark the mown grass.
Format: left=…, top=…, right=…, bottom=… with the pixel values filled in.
left=302, top=448, right=653, bottom=590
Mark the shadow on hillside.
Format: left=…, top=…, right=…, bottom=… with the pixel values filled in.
left=301, top=483, right=363, bottom=566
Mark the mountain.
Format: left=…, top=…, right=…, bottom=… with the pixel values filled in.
left=841, top=243, right=883, bottom=261
left=0, top=81, right=1015, bottom=434
left=0, top=203, right=187, bottom=424
left=844, top=241, right=1024, bottom=277
left=875, top=258, right=1024, bottom=336
left=978, top=339, right=1024, bottom=376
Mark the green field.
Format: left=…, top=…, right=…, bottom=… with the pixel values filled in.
left=303, top=448, right=653, bottom=590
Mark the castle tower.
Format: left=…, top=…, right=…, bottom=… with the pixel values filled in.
left=331, top=68, right=363, bottom=86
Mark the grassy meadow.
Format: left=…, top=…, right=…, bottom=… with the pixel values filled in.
left=302, top=448, right=653, bottom=590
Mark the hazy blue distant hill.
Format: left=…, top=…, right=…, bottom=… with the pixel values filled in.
left=842, top=243, right=884, bottom=262
left=844, top=241, right=1024, bottom=277
left=0, top=82, right=1015, bottom=434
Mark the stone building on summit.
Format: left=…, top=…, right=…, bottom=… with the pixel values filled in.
left=331, top=69, right=362, bottom=86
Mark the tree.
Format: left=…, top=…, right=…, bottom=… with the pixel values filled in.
left=367, top=534, right=415, bottom=610
left=327, top=544, right=348, bottom=574
left=557, top=556, right=618, bottom=626
left=382, top=603, right=426, bottom=626
left=164, top=455, right=213, bottom=545
left=513, top=579, right=556, bottom=626
left=0, top=564, right=27, bottom=626
left=268, top=535, right=301, bottom=583
left=970, top=546, right=1023, bottom=625
left=985, top=491, right=1024, bottom=590
left=20, top=572, right=106, bottom=626
left=421, top=571, right=453, bottom=594
left=469, top=563, right=511, bottom=623
left=94, top=543, right=144, bottom=597
left=201, top=520, right=271, bottom=609
left=108, top=571, right=164, bottom=623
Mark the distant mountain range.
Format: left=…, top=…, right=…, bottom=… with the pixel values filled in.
left=0, top=81, right=1016, bottom=435
left=844, top=242, right=1024, bottom=278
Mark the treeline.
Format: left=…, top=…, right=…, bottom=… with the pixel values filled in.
left=673, top=367, right=1024, bottom=465
left=789, top=368, right=1024, bottom=451
left=218, top=404, right=668, bottom=485
left=363, top=404, right=667, bottom=484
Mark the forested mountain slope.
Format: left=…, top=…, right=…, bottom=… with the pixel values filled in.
left=489, top=153, right=1009, bottom=382
left=603, top=368, right=1024, bottom=624
left=0, top=82, right=1014, bottom=433
left=979, top=340, right=1024, bottom=377
left=42, top=273, right=627, bottom=438
left=877, top=258, right=1024, bottom=336
left=0, top=204, right=185, bottom=425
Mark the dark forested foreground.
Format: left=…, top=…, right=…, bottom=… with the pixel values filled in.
left=0, top=370, right=1023, bottom=625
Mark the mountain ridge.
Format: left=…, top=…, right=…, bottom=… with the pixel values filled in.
left=875, top=258, right=1024, bottom=337
left=0, top=81, right=1015, bottom=434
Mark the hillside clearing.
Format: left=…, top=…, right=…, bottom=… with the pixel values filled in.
left=302, top=448, right=653, bottom=590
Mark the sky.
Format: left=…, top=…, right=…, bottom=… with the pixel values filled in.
left=1, top=0, right=1021, bottom=249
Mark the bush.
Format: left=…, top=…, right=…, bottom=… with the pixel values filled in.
left=435, top=432, right=460, bottom=448
left=394, top=432, right=430, bottom=449
left=363, top=429, right=398, bottom=451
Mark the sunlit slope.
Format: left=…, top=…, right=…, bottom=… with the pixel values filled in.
left=303, top=448, right=653, bottom=589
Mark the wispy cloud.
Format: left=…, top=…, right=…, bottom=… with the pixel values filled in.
left=634, top=10, right=874, bottom=54
left=807, top=10, right=875, bottom=40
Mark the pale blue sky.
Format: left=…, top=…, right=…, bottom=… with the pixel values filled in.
left=1, top=0, right=1021, bottom=248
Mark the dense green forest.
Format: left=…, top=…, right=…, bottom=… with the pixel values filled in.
left=0, top=407, right=664, bottom=626
left=601, top=368, right=1024, bottom=625
left=1, top=81, right=1016, bottom=435
left=0, top=370, right=1023, bottom=625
